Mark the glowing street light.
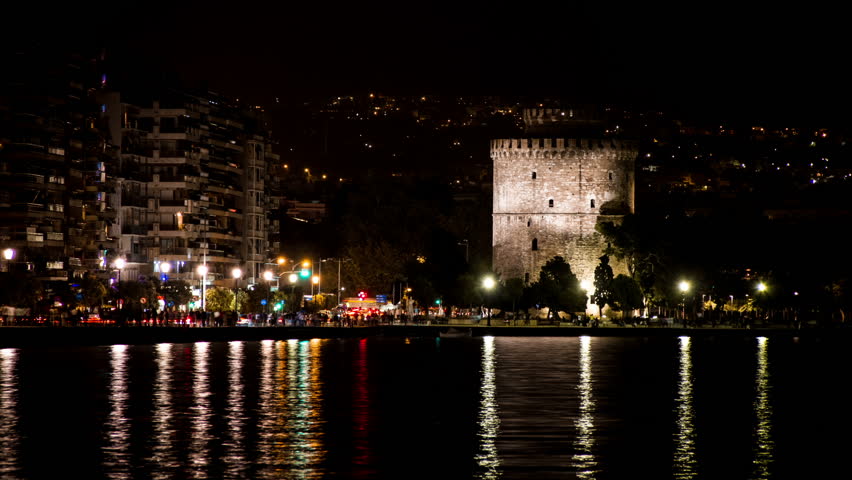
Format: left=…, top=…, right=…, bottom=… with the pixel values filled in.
left=2, top=248, right=14, bottom=261
left=263, top=270, right=274, bottom=282
left=160, top=262, right=171, bottom=273
left=756, top=282, right=767, bottom=293
left=482, top=276, right=496, bottom=326
left=197, top=264, right=208, bottom=312
left=288, top=273, right=298, bottom=283
left=678, top=280, right=690, bottom=324
left=114, top=257, right=126, bottom=284
left=232, top=267, right=243, bottom=318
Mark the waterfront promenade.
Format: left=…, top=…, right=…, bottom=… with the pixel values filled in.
left=1, top=322, right=846, bottom=348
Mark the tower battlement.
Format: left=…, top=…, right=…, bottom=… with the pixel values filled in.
left=491, top=137, right=636, bottom=154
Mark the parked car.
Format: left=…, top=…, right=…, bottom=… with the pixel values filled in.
left=236, top=315, right=253, bottom=327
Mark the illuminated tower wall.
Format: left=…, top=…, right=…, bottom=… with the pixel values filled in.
left=491, top=108, right=637, bottom=312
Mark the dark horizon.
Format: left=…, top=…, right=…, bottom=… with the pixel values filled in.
left=5, top=1, right=850, bottom=128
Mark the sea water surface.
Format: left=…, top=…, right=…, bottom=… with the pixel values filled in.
left=0, top=335, right=849, bottom=479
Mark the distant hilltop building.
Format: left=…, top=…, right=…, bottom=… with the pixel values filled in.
left=491, top=108, right=637, bottom=311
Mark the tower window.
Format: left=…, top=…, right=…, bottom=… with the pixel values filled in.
left=532, top=238, right=538, bottom=251
left=609, top=171, right=613, bottom=181
left=527, top=218, right=531, bottom=227
left=525, top=272, right=530, bottom=284
left=532, top=171, right=537, bottom=179
left=590, top=199, right=595, bottom=208
left=548, top=199, right=554, bottom=208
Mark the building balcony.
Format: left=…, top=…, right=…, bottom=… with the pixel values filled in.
left=122, top=225, right=148, bottom=235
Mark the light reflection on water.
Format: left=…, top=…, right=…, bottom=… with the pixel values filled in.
left=0, top=336, right=820, bottom=478
left=189, top=342, right=212, bottom=478
left=105, top=345, right=130, bottom=478
left=257, top=339, right=326, bottom=479
left=475, top=336, right=501, bottom=479
left=572, top=336, right=597, bottom=478
left=0, top=348, right=18, bottom=476
left=752, top=336, right=774, bottom=478
left=674, top=336, right=697, bottom=479
left=150, top=343, right=175, bottom=478
left=352, top=338, right=371, bottom=468
left=224, top=341, right=246, bottom=478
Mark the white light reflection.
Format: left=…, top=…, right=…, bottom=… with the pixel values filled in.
left=225, top=341, right=247, bottom=478
left=752, top=337, right=774, bottom=478
left=256, top=340, right=277, bottom=471
left=0, top=349, right=19, bottom=476
left=150, top=343, right=174, bottom=478
left=475, top=336, right=501, bottom=479
left=673, top=336, right=697, bottom=479
left=105, top=345, right=130, bottom=478
left=189, top=342, right=212, bottom=478
left=572, top=336, right=597, bottom=478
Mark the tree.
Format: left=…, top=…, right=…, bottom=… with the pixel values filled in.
left=206, top=287, right=234, bottom=312
left=115, top=279, right=157, bottom=315
left=159, top=280, right=192, bottom=309
left=591, top=255, right=614, bottom=319
left=531, top=256, right=587, bottom=320
left=596, top=214, right=662, bottom=304
left=80, top=273, right=108, bottom=311
left=609, top=274, right=644, bottom=323
left=502, top=277, right=525, bottom=318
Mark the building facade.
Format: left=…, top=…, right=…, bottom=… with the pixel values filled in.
left=0, top=48, right=118, bottom=293
left=491, top=108, right=637, bottom=310
left=99, top=89, right=280, bottom=291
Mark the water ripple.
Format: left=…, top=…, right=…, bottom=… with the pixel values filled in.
left=475, top=336, right=501, bottom=479
left=752, top=337, right=774, bottom=479
left=0, top=348, right=19, bottom=477
left=673, top=336, right=697, bottom=479
left=104, top=344, right=130, bottom=479
left=572, top=336, right=597, bottom=479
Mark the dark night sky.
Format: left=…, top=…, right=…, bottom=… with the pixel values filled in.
left=7, top=1, right=851, bottom=125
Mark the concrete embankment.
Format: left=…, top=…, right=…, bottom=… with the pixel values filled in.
left=0, top=325, right=846, bottom=348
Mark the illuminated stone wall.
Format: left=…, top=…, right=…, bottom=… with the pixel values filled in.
left=491, top=110, right=637, bottom=312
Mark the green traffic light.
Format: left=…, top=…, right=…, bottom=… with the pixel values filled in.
left=300, top=269, right=310, bottom=278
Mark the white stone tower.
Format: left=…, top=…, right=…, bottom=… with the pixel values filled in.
left=491, top=108, right=637, bottom=308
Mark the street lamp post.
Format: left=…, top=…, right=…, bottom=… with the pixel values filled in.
left=114, top=258, right=126, bottom=309
left=756, top=282, right=767, bottom=325
left=678, top=281, right=690, bottom=326
left=3, top=248, right=16, bottom=272
left=458, top=239, right=469, bottom=264
left=482, top=276, right=496, bottom=327
left=197, top=264, right=208, bottom=314
left=263, top=270, right=274, bottom=317
left=114, top=257, right=126, bottom=283
left=232, top=267, right=243, bottom=323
